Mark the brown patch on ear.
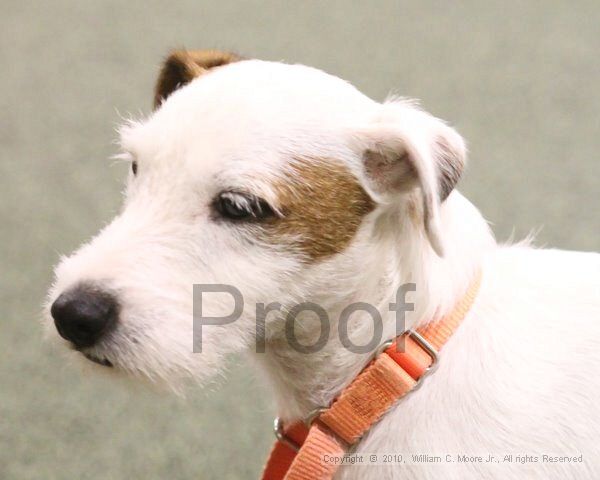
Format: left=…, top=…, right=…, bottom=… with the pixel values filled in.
left=154, top=49, right=242, bottom=109
left=263, top=160, right=375, bottom=261
left=435, top=135, right=465, bottom=201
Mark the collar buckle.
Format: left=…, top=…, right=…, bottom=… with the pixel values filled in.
left=406, top=329, right=439, bottom=389
left=376, top=329, right=440, bottom=389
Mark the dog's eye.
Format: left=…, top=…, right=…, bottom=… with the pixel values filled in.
left=131, top=161, right=138, bottom=176
left=214, top=192, right=275, bottom=221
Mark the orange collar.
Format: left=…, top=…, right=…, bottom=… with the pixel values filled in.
left=262, top=273, right=482, bottom=480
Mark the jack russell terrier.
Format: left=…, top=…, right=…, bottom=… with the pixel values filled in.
left=45, top=50, right=600, bottom=479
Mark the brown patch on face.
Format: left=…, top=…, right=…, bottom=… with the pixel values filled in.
left=154, top=49, right=242, bottom=108
left=262, top=160, right=375, bottom=261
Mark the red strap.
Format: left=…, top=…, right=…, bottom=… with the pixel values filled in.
left=263, top=423, right=309, bottom=480
left=262, top=273, right=481, bottom=480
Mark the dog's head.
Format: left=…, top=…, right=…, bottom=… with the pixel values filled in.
left=45, top=50, right=466, bottom=389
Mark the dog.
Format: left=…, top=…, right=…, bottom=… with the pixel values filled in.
left=45, top=50, right=600, bottom=479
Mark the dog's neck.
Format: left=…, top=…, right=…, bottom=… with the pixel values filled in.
left=254, top=192, right=495, bottom=421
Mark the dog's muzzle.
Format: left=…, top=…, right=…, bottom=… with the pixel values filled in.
left=50, top=283, right=118, bottom=362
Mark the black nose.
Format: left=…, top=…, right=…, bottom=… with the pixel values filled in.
left=51, top=286, right=118, bottom=348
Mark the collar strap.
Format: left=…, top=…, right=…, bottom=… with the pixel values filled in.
left=262, top=273, right=482, bottom=480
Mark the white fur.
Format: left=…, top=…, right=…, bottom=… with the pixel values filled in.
left=45, top=59, right=600, bottom=478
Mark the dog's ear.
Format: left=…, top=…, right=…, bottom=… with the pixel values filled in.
left=154, top=49, right=242, bottom=108
left=354, top=102, right=466, bottom=256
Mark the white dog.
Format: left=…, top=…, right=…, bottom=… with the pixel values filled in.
left=46, top=50, right=600, bottom=479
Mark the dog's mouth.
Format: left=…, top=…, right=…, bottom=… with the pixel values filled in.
left=82, top=351, right=113, bottom=367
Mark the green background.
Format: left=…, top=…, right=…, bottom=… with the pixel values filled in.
left=1, top=1, right=598, bottom=479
